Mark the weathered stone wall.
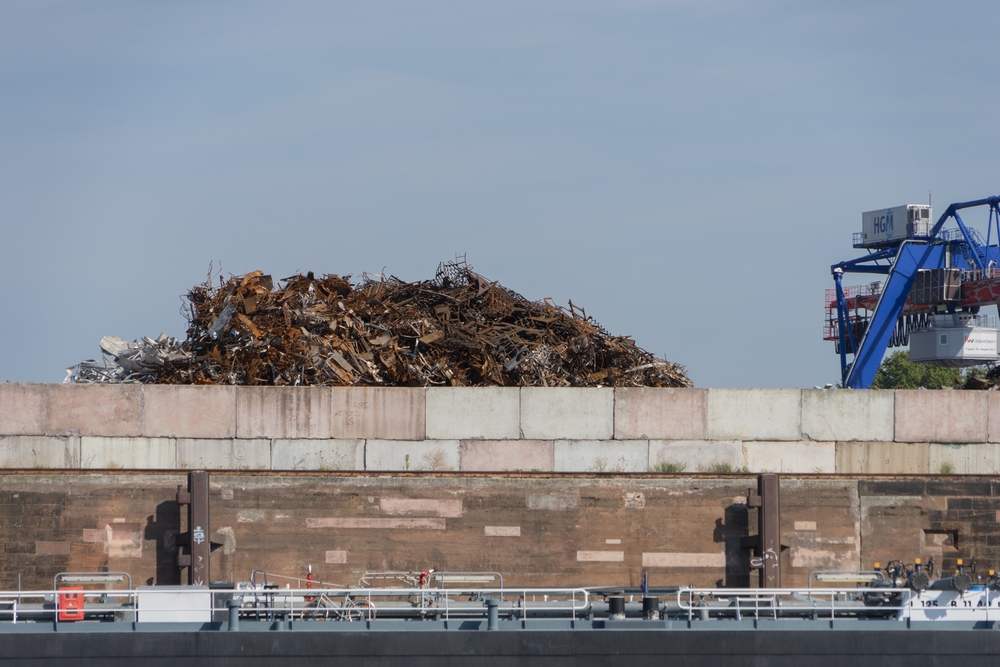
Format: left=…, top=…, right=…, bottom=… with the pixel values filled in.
left=3, top=384, right=1000, bottom=474
left=2, top=472, right=999, bottom=591
left=3, top=385, right=1000, bottom=591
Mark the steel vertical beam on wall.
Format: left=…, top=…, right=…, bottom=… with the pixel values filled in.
left=176, top=470, right=211, bottom=586
left=744, top=474, right=781, bottom=588
left=757, top=474, right=781, bottom=588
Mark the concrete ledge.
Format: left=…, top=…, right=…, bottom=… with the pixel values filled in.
left=81, top=436, right=175, bottom=469
left=648, top=440, right=742, bottom=473
left=743, top=441, right=835, bottom=473
left=4, top=431, right=998, bottom=474
left=705, top=389, right=801, bottom=441
left=143, top=385, right=236, bottom=438
left=834, top=441, right=930, bottom=474
left=9, top=386, right=1000, bottom=461
left=894, top=391, right=988, bottom=443
left=48, top=385, right=142, bottom=437
left=272, top=439, right=365, bottom=470
left=552, top=440, right=648, bottom=472
left=236, top=387, right=332, bottom=439
left=235, top=387, right=426, bottom=440
left=176, top=438, right=270, bottom=470
left=988, top=393, right=1000, bottom=443
left=0, top=384, right=48, bottom=435
left=426, top=387, right=519, bottom=440
left=929, top=443, right=1000, bottom=475
left=520, top=388, right=613, bottom=440
left=614, top=388, right=706, bottom=440
left=0, top=435, right=79, bottom=468
left=801, top=390, right=893, bottom=442
left=330, top=388, right=425, bottom=440
left=459, top=440, right=554, bottom=472
left=366, top=440, right=460, bottom=471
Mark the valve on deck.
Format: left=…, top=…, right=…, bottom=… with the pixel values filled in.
left=863, top=562, right=902, bottom=609
left=909, top=558, right=930, bottom=591
left=948, top=559, right=972, bottom=593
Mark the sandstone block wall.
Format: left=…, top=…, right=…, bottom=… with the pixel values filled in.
left=3, top=384, right=1000, bottom=474
left=2, top=472, right=998, bottom=592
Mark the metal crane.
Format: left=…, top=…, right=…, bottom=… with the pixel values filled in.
left=827, top=196, right=1000, bottom=388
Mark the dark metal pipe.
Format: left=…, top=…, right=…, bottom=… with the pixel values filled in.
left=608, top=596, right=625, bottom=620
left=642, top=597, right=659, bottom=620
left=226, top=599, right=240, bottom=631
left=930, top=574, right=972, bottom=593
left=486, top=598, right=498, bottom=630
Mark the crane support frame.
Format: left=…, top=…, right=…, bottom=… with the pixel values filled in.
left=831, top=196, right=1000, bottom=389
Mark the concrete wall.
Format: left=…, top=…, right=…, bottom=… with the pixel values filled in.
left=2, top=471, right=998, bottom=591
left=2, top=384, right=1000, bottom=473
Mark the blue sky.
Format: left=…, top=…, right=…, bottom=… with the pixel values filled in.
left=1, top=1, right=998, bottom=387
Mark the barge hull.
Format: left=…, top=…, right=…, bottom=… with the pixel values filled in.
left=2, top=626, right=1000, bottom=666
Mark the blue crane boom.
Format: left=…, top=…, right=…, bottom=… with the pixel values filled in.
left=830, top=196, right=1000, bottom=389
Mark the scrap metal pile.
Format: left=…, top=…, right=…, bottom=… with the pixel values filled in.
left=963, top=366, right=1000, bottom=390
left=66, top=260, right=691, bottom=388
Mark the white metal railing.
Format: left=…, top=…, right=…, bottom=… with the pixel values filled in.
left=240, top=587, right=587, bottom=622
left=908, top=313, right=997, bottom=330
left=677, top=586, right=1000, bottom=622
left=7, top=585, right=999, bottom=626
left=961, top=268, right=1000, bottom=282
left=0, top=590, right=139, bottom=624
left=0, top=587, right=590, bottom=624
left=678, top=587, right=906, bottom=621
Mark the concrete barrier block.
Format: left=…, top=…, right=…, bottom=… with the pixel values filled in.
left=365, top=440, right=460, bottom=471
left=426, top=387, right=519, bottom=439
left=614, top=388, right=707, bottom=440
left=648, top=440, right=742, bottom=473
left=0, top=384, right=48, bottom=435
left=0, top=436, right=79, bottom=468
left=272, top=439, right=365, bottom=470
left=929, top=444, right=1000, bottom=475
left=236, top=387, right=331, bottom=439
left=176, top=438, right=271, bottom=470
left=834, top=441, right=930, bottom=474
left=706, top=389, right=801, bottom=441
left=743, top=441, right=835, bottom=473
left=520, top=388, right=613, bottom=440
left=895, top=390, right=988, bottom=443
left=801, top=390, right=894, bottom=442
left=330, top=388, right=425, bottom=440
left=48, top=385, right=142, bottom=437
left=459, top=440, right=554, bottom=472
left=553, top=440, right=648, bottom=472
left=143, top=385, right=236, bottom=438
left=81, top=437, right=176, bottom=469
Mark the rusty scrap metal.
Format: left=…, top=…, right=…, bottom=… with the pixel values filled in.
left=66, top=259, right=692, bottom=388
